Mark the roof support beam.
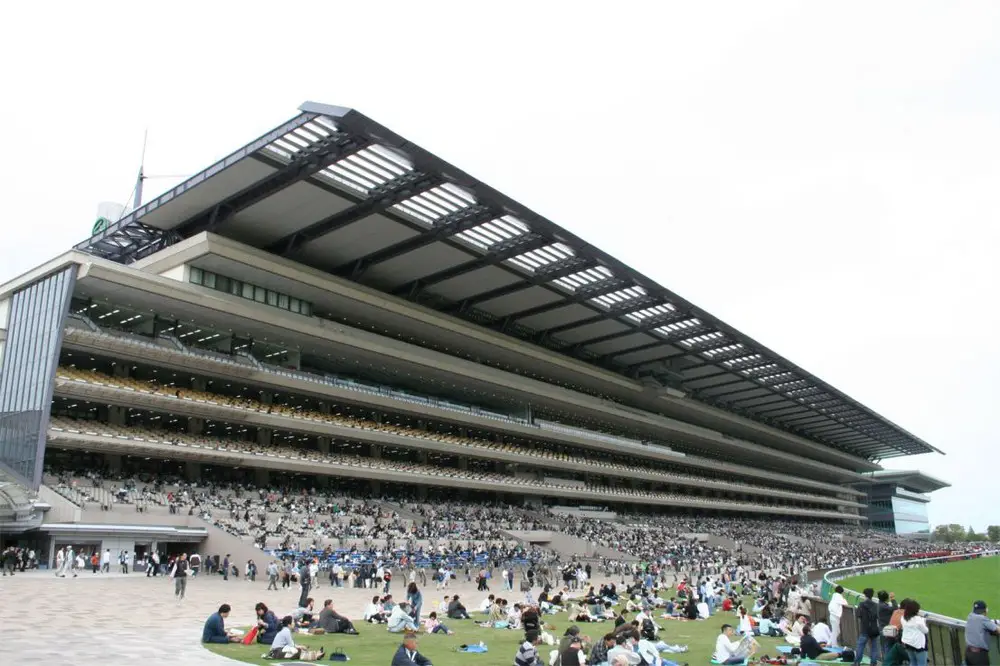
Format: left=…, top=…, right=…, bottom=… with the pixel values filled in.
left=174, top=133, right=367, bottom=238
left=504, top=280, right=635, bottom=322
left=391, top=234, right=550, bottom=299
left=267, top=171, right=440, bottom=256
left=447, top=257, right=594, bottom=312
left=334, top=205, right=498, bottom=279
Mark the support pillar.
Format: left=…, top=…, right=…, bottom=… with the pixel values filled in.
left=260, top=391, right=273, bottom=406
left=417, top=485, right=428, bottom=501
left=188, top=418, right=204, bottom=435
left=106, top=454, right=122, bottom=473
left=458, top=457, right=468, bottom=471
left=255, top=468, right=270, bottom=486
left=108, top=406, right=127, bottom=426
left=192, top=377, right=207, bottom=392
left=111, top=363, right=129, bottom=379
left=370, top=480, right=381, bottom=495
left=318, top=437, right=331, bottom=454
left=185, top=461, right=201, bottom=482
left=257, top=429, right=272, bottom=446
left=418, top=451, right=428, bottom=465
left=371, top=444, right=381, bottom=459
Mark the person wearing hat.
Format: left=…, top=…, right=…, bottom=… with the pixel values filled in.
left=966, top=600, right=999, bottom=666
left=514, top=630, right=544, bottom=666
left=559, top=632, right=587, bottom=665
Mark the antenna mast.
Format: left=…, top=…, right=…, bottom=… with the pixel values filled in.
left=134, top=129, right=148, bottom=209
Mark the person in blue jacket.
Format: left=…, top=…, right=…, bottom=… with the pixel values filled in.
left=202, top=603, right=239, bottom=644
left=407, top=582, right=423, bottom=623
left=255, top=602, right=280, bottom=644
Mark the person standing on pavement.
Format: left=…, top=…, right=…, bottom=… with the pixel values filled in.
left=267, top=560, right=280, bottom=590
left=170, top=552, right=190, bottom=601
left=966, top=600, right=999, bottom=666
left=299, top=559, right=313, bottom=609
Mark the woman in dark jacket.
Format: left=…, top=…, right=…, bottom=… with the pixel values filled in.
left=877, top=590, right=899, bottom=656
left=255, top=602, right=280, bottom=644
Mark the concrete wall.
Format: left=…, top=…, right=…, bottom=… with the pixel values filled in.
left=38, top=485, right=82, bottom=523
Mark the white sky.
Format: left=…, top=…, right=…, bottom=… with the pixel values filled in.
left=1, top=2, right=997, bottom=529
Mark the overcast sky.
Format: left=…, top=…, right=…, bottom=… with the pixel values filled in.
left=2, top=2, right=997, bottom=529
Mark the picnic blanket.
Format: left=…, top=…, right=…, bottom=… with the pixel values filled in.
left=710, top=660, right=747, bottom=665
left=777, top=645, right=847, bottom=655
left=457, top=643, right=488, bottom=653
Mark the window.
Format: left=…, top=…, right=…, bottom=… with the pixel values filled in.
left=188, top=267, right=313, bottom=318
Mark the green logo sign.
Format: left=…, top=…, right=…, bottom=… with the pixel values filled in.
left=92, top=217, right=110, bottom=235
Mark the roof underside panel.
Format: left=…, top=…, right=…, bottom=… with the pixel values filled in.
left=74, top=101, right=939, bottom=462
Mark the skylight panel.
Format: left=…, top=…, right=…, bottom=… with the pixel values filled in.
left=316, top=145, right=415, bottom=195
left=759, top=371, right=796, bottom=385
left=264, top=119, right=339, bottom=160
left=507, top=243, right=574, bottom=272
left=390, top=183, right=476, bottom=225
left=677, top=330, right=725, bottom=348
left=552, top=266, right=613, bottom=292
left=453, top=215, right=530, bottom=251
left=723, top=353, right=763, bottom=369
left=591, top=285, right=646, bottom=309
left=653, top=317, right=702, bottom=338
left=741, top=362, right=780, bottom=377
left=702, top=342, right=745, bottom=359
left=625, top=303, right=676, bottom=323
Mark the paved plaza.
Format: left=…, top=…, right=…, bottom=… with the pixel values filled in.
left=6, top=570, right=496, bottom=665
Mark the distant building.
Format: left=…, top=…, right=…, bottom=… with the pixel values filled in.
left=856, top=470, right=950, bottom=538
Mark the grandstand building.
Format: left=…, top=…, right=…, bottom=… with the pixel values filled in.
left=855, top=470, right=949, bottom=538
left=0, top=101, right=944, bottom=563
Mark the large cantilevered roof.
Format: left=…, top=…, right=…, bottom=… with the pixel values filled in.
left=76, top=101, right=940, bottom=461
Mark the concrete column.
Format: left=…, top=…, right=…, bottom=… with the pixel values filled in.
left=318, top=402, right=331, bottom=415
left=188, top=418, right=204, bottom=435
left=318, top=437, right=331, bottom=454
left=108, top=406, right=127, bottom=426
left=283, top=350, right=301, bottom=371
left=417, top=486, right=428, bottom=501
left=370, top=480, right=381, bottom=495
left=106, top=454, right=122, bottom=473
left=255, top=468, right=270, bottom=486
left=458, top=457, right=468, bottom=470
left=192, top=378, right=207, bottom=392
left=111, top=363, right=129, bottom=379
left=260, top=391, right=273, bottom=406
left=371, top=444, right=381, bottom=459
left=185, top=461, right=201, bottom=482
left=418, top=451, right=428, bottom=464
left=257, top=429, right=272, bottom=446
left=458, top=427, right=467, bottom=438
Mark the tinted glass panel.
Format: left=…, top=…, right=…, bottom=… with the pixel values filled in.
left=0, top=266, right=76, bottom=489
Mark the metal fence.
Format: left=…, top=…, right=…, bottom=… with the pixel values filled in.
left=809, top=550, right=1000, bottom=665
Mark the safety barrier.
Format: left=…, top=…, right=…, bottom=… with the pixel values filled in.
left=807, top=550, right=1000, bottom=664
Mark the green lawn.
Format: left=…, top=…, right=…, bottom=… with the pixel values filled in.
left=206, top=591, right=790, bottom=665
left=840, top=556, right=1000, bottom=619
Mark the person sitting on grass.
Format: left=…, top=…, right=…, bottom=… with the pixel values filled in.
left=447, top=594, right=471, bottom=620
left=317, top=599, right=359, bottom=635
left=422, top=611, right=454, bottom=635
left=202, top=603, right=241, bottom=644
left=255, top=602, right=280, bottom=645
left=365, top=595, right=388, bottom=624
left=390, top=632, right=432, bottom=666
left=799, top=624, right=840, bottom=662
left=388, top=601, right=420, bottom=633
left=713, top=623, right=758, bottom=665
left=514, top=629, right=544, bottom=666
left=267, top=615, right=325, bottom=661
left=292, top=598, right=315, bottom=628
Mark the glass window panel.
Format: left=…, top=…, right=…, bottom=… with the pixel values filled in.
left=242, top=283, right=254, bottom=299
left=278, top=294, right=289, bottom=309
left=266, top=290, right=278, bottom=307
left=254, top=286, right=266, bottom=303
left=289, top=298, right=300, bottom=313
left=203, top=272, right=216, bottom=289
left=229, top=280, right=242, bottom=296
left=190, top=267, right=203, bottom=285
left=301, top=301, right=312, bottom=316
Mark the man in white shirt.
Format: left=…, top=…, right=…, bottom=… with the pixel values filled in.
left=101, top=549, right=111, bottom=573
left=714, top=624, right=757, bottom=665
left=811, top=620, right=833, bottom=645
left=827, top=586, right=848, bottom=647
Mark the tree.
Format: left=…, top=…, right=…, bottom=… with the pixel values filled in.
left=932, top=524, right=966, bottom=543
left=987, top=525, right=1000, bottom=543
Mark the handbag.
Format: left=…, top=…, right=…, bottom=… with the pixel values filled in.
left=242, top=625, right=259, bottom=645
left=881, top=624, right=899, bottom=638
